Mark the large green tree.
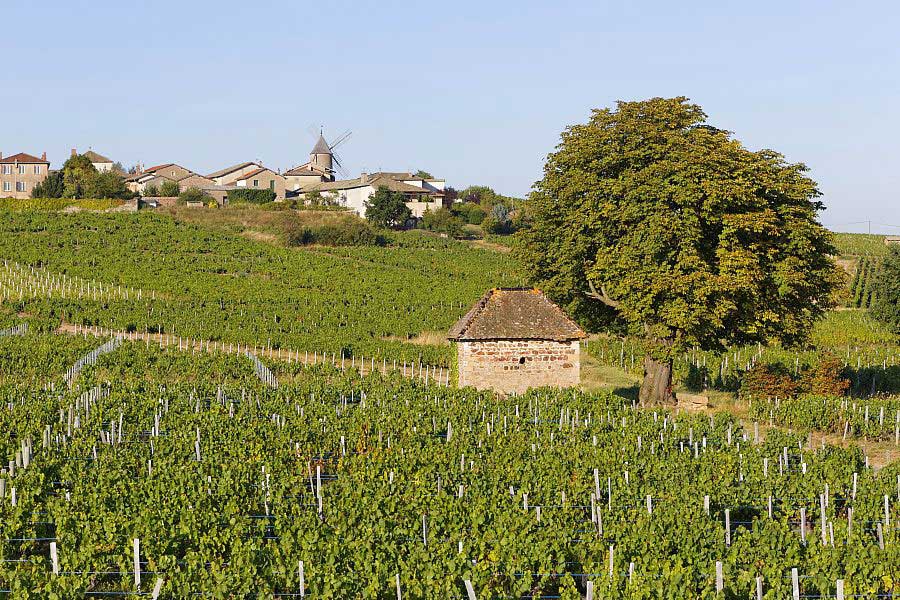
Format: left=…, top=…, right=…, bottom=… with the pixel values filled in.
left=62, top=154, right=98, bottom=199
left=518, top=97, right=844, bottom=405
left=365, top=186, right=411, bottom=229
left=59, top=154, right=132, bottom=199
left=31, top=170, right=65, bottom=198
left=871, top=246, right=900, bottom=333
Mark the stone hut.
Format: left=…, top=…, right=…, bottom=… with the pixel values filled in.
left=448, top=288, right=586, bottom=394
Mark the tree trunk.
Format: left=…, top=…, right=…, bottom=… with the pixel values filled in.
left=639, top=354, right=676, bottom=406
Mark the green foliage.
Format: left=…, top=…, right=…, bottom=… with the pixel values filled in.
left=0, top=198, right=124, bottom=211
left=457, top=185, right=521, bottom=210
left=832, top=233, right=891, bottom=258
left=92, top=170, right=133, bottom=199
left=482, top=203, right=513, bottom=234
left=849, top=257, right=879, bottom=308
left=284, top=219, right=385, bottom=247
left=364, top=186, right=411, bottom=229
left=749, top=394, right=900, bottom=439
left=158, top=180, right=180, bottom=197
left=144, top=184, right=160, bottom=197
left=228, top=188, right=275, bottom=204
left=303, top=191, right=341, bottom=209
left=518, top=97, right=845, bottom=403
left=871, top=247, right=900, bottom=333
left=30, top=170, right=64, bottom=199
left=62, top=154, right=97, bottom=199
left=413, top=169, right=433, bottom=179
left=0, top=336, right=897, bottom=596
left=421, top=207, right=465, bottom=238
left=0, top=210, right=520, bottom=366
left=177, top=187, right=211, bottom=205
left=450, top=202, right=486, bottom=225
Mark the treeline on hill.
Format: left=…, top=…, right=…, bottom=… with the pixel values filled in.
left=31, top=154, right=134, bottom=200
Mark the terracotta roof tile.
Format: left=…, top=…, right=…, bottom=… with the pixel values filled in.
left=448, top=288, right=586, bottom=342
left=0, top=152, right=49, bottom=164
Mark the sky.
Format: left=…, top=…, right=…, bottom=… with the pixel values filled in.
left=2, top=0, right=898, bottom=232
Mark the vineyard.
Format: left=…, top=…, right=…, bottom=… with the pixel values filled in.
left=0, top=211, right=522, bottom=367
left=584, top=312, right=900, bottom=398
left=1, top=331, right=898, bottom=598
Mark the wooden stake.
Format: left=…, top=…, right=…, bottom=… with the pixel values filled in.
left=133, top=538, right=141, bottom=589
left=50, top=541, right=59, bottom=575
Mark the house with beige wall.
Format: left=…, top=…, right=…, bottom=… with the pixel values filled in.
left=0, top=152, right=50, bottom=199
left=125, top=163, right=195, bottom=194
left=232, top=167, right=285, bottom=200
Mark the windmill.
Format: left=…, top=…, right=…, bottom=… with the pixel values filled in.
left=307, top=126, right=352, bottom=179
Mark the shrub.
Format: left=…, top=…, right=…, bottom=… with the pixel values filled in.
left=800, top=353, right=851, bottom=396
left=228, top=188, right=276, bottom=205
left=451, top=202, right=486, bottom=225
left=285, top=219, right=384, bottom=247
left=158, top=180, right=180, bottom=197
left=178, top=187, right=211, bottom=205
left=741, top=362, right=801, bottom=399
left=421, top=208, right=465, bottom=238
left=871, top=246, right=900, bottom=333
left=365, top=186, right=410, bottom=229
left=144, top=184, right=160, bottom=197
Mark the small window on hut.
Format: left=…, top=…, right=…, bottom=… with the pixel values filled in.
left=519, top=357, right=526, bottom=365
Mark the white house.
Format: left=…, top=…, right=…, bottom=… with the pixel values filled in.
left=301, top=172, right=446, bottom=217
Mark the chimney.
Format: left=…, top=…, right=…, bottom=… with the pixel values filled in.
left=0, top=152, right=3, bottom=160
left=360, top=172, right=368, bottom=184
left=71, top=148, right=77, bottom=157
left=41, top=152, right=47, bottom=161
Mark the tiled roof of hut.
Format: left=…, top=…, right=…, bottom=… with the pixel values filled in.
left=448, top=288, right=586, bottom=342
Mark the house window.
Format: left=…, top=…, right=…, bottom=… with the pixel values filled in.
left=34, top=165, right=41, bottom=175
left=253, top=179, right=259, bottom=187
left=16, top=182, right=26, bottom=192
left=2, top=182, right=10, bottom=192
left=269, top=180, right=275, bottom=190
left=2, top=165, right=11, bottom=175
left=18, top=165, right=27, bottom=175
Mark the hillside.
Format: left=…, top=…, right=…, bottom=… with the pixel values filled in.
left=0, top=210, right=522, bottom=366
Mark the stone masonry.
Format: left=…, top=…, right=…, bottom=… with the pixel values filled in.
left=456, top=339, right=580, bottom=394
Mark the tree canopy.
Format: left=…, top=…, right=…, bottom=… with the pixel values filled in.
left=365, top=186, right=410, bottom=229
left=53, top=154, right=132, bottom=199
left=517, top=97, right=844, bottom=404
left=871, top=246, right=900, bottom=333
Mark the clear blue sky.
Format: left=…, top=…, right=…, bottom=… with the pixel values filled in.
left=2, top=0, right=898, bottom=232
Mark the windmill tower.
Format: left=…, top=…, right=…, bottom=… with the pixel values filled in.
left=306, top=128, right=352, bottom=182
left=309, top=133, right=333, bottom=178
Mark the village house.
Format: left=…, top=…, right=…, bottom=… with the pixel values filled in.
left=207, top=162, right=263, bottom=186
left=80, top=149, right=115, bottom=172
left=125, top=163, right=195, bottom=194
left=0, top=152, right=50, bottom=199
left=885, top=236, right=900, bottom=246
left=231, top=167, right=286, bottom=200
left=301, top=172, right=445, bottom=217
left=448, top=288, right=586, bottom=394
